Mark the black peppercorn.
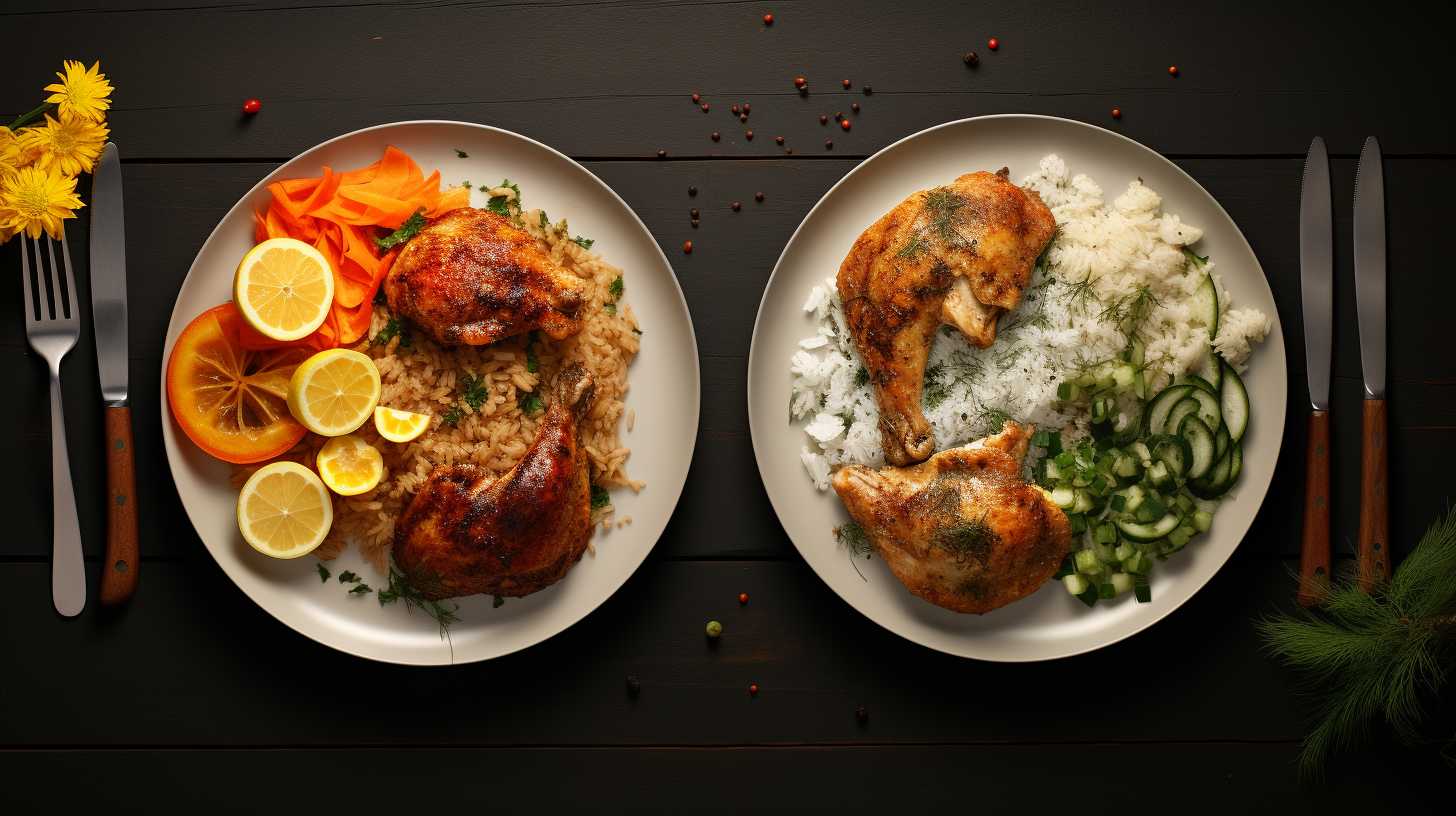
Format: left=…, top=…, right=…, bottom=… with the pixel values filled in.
left=731, top=201, right=741, bottom=211
left=851, top=102, right=860, bottom=113
left=963, top=51, right=979, bottom=67
left=825, top=139, right=833, bottom=149
left=711, top=131, right=721, bottom=142
left=690, top=208, right=700, bottom=218
left=754, top=191, right=764, bottom=202
left=863, top=85, right=873, bottom=95
left=688, top=186, right=698, bottom=197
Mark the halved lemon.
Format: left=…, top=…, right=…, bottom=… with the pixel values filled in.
left=233, top=237, right=335, bottom=341
left=236, top=461, right=333, bottom=559
left=373, top=407, right=431, bottom=443
left=287, top=348, right=382, bottom=436
left=316, top=434, right=385, bottom=496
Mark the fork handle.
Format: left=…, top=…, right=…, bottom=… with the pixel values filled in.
left=99, top=406, right=138, bottom=605
left=1297, top=410, right=1332, bottom=607
left=1358, top=399, right=1390, bottom=592
left=48, top=367, right=85, bottom=617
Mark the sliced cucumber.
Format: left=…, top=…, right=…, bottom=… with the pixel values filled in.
left=1149, top=434, right=1192, bottom=478
left=1187, top=386, right=1222, bottom=433
left=1228, top=441, right=1243, bottom=484
left=1191, top=271, right=1219, bottom=337
left=1116, top=512, right=1182, bottom=542
left=1178, top=415, right=1216, bottom=479
left=1219, top=360, right=1249, bottom=442
left=1147, top=460, right=1172, bottom=490
left=1144, top=384, right=1194, bottom=435
left=1050, top=485, right=1076, bottom=509
left=1118, top=483, right=1147, bottom=513
left=1188, top=446, right=1234, bottom=499
left=1164, top=397, right=1201, bottom=437
left=1194, top=347, right=1223, bottom=390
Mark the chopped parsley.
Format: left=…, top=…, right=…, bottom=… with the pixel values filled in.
left=854, top=366, right=869, bottom=387
left=493, top=595, right=506, bottom=608
left=316, top=563, right=330, bottom=583
left=459, top=373, right=489, bottom=411
left=374, top=210, right=427, bottom=252
left=525, top=345, right=539, bottom=373
left=372, top=317, right=406, bottom=347
left=454, top=148, right=469, bottom=158
left=338, top=570, right=361, bottom=585
left=607, top=275, right=624, bottom=301
left=348, top=583, right=373, bottom=595
left=604, top=302, right=617, bottom=316
left=441, top=405, right=464, bottom=427
left=461, top=180, right=472, bottom=191
left=572, top=235, right=595, bottom=250
left=486, top=179, right=522, bottom=216
left=590, top=484, right=611, bottom=510
left=518, top=391, right=544, bottom=415
left=540, top=211, right=550, bottom=229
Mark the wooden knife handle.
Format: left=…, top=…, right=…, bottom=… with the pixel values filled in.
left=1297, top=410, right=1332, bottom=607
left=1357, top=399, right=1390, bottom=592
left=99, top=406, right=139, bottom=605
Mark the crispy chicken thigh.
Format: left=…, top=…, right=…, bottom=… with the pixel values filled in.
left=836, top=170, right=1056, bottom=465
left=392, top=364, right=596, bottom=600
left=385, top=207, right=586, bottom=347
left=832, top=422, right=1071, bottom=614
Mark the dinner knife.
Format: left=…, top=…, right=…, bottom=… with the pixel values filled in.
left=1353, top=136, right=1389, bottom=592
left=90, top=142, right=138, bottom=604
left=1297, top=137, right=1333, bottom=607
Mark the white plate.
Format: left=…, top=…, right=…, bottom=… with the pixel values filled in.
left=161, top=121, right=700, bottom=665
left=747, top=115, right=1286, bottom=662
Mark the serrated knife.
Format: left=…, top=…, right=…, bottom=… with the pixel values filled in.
left=1297, top=137, right=1333, bottom=607
left=1353, top=136, right=1389, bottom=591
left=89, top=142, right=138, bottom=604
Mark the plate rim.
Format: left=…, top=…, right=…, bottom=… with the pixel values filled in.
left=746, top=113, right=1285, bottom=662
left=160, top=119, right=701, bottom=666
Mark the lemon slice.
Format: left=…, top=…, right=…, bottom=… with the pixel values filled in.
left=373, top=406, right=431, bottom=443
left=236, top=461, right=333, bottom=559
left=315, top=434, right=385, bottom=496
left=233, top=237, right=335, bottom=341
left=287, top=348, right=382, bottom=436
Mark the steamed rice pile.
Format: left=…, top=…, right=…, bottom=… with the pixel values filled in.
left=239, top=206, right=642, bottom=572
left=791, top=154, right=1270, bottom=490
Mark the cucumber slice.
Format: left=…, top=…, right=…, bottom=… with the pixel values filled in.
left=1118, top=483, right=1147, bottom=513
left=1116, top=512, right=1181, bottom=542
left=1214, top=422, right=1231, bottom=462
left=1228, top=441, right=1243, bottom=484
left=1062, top=573, right=1091, bottom=596
left=1187, top=386, right=1223, bottom=433
left=1178, top=415, right=1216, bottom=479
left=1050, top=485, right=1076, bottom=509
left=1164, top=397, right=1201, bottom=437
left=1194, top=347, right=1223, bottom=390
left=1143, top=384, right=1194, bottom=435
left=1219, top=360, right=1249, bottom=442
left=1182, top=373, right=1218, bottom=394
left=1110, top=572, right=1135, bottom=596
left=1149, top=434, right=1192, bottom=478
left=1191, top=271, right=1219, bottom=337
left=1188, top=446, right=1234, bottom=499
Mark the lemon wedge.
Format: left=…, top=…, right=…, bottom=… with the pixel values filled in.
left=373, top=406, right=431, bottom=443
left=233, top=237, right=335, bottom=341
left=287, top=348, right=382, bottom=436
left=236, top=461, right=333, bottom=559
left=315, top=434, right=384, bottom=496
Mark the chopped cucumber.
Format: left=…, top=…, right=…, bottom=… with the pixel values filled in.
left=1192, top=509, right=1213, bottom=533
left=1062, top=573, right=1091, bottom=596
left=1050, top=485, right=1076, bottom=509
left=1144, top=384, right=1194, bottom=436
left=1074, top=548, right=1105, bottom=576
left=1177, top=415, right=1216, bottom=480
left=1116, top=512, right=1181, bottom=542
left=1110, top=572, right=1135, bottom=596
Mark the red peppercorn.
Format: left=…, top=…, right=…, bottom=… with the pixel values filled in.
left=851, top=102, right=860, bottom=113
left=763, top=13, right=773, bottom=25
left=748, top=683, right=760, bottom=696
left=988, top=37, right=999, bottom=50
left=740, top=114, right=749, bottom=123
left=754, top=191, right=764, bottom=202
left=745, top=130, right=754, bottom=140
left=743, top=103, right=751, bottom=114
left=793, top=76, right=807, bottom=89
left=819, top=114, right=828, bottom=125
left=731, top=104, right=740, bottom=115
left=241, top=98, right=262, bottom=115
left=1168, top=65, right=1179, bottom=77
left=711, top=131, right=721, bottom=141
left=1111, top=107, right=1122, bottom=120
left=692, top=92, right=701, bottom=103
left=842, top=78, right=851, bottom=89
left=825, top=139, right=833, bottom=149
left=840, top=118, right=851, bottom=131
left=774, top=135, right=784, bottom=145
left=682, top=240, right=693, bottom=254
left=731, top=201, right=742, bottom=211
left=701, top=103, right=710, bottom=113
left=738, top=592, right=749, bottom=604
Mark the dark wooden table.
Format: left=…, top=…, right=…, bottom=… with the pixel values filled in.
left=3, top=2, right=1452, bottom=811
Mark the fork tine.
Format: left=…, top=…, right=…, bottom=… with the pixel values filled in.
left=20, top=235, right=35, bottom=324
left=44, top=233, right=61, bottom=320
left=57, top=231, right=75, bottom=321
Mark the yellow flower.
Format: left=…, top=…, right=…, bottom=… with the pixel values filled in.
left=43, top=60, right=113, bottom=122
left=18, top=113, right=108, bottom=176
left=0, top=126, right=20, bottom=168
left=0, top=164, right=84, bottom=240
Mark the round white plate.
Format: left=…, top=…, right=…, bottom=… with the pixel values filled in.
left=162, top=121, right=700, bottom=665
left=747, top=115, right=1286, bottom=662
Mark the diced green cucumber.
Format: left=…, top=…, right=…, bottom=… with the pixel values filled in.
left=1118, top=484, right=1147, bottom=513
left=1110, top=572, right=1135, bottom=596
left=1133, top=576, right=1152, bottom=603
left=1147, top=460, right=1172, bottom=489
left=1219, top=360, right=1249, bottom=442
left=1114, top=542, right=1136, bottom=562
left=1050, top=485, right=1076, bottom=509
left=1177, top=414, right=1216, bottom=480
left=1130, top=441, right=1153, bottom=467
left=1074, top=548, right=1105, bottom=576
left=1143, top=384, right=1194, bottom=436
left=1111, top=364, right=1136, bottom=390
left=1116, top=512, right=1181, bottom=542
left=1192, top=509, right=1213, bottom=533
left=1071, top=489, right=1097, bottom=514
left=1149, top=434, right=1192, bottom=478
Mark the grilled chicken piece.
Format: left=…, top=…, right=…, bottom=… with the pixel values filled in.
left=385, top=207, right=587, bottom=347
left=832, top=422, right=1071, bottom=615
left=392, top=364, right=596, bottom=600
left=837, top=170, right=1056, bottom=465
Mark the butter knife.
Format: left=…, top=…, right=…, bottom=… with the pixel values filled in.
left=89, top=142, right=138, bottom=604
left=1297, top=137, right=1333, bottom=606
left=1353, top=136, right=1389, bottom=591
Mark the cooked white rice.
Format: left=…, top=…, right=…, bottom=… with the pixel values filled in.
left=791, top=154, right=1270, bottom=489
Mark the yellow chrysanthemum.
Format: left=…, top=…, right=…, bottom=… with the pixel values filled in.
left=43, top=60, right=113, bottom=122
left=18, top=113, right=108, bottom=177
left=0, top=164, right=84, bottom=240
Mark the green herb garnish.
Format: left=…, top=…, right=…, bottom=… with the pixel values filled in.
left=835, top=520, right=874, bottom=581
left=525, top=346, right=539, bottom=373
left=572, top=235, right=595, bottom=250
left=540, top=211, right=550, bottom=229
left=338, top=570, right=361, bottom=584
left=378, top=567, right=460, bottom=638
left=854, top=366, right=869, bottom=388
left=935, top=513, right=999, bottom=567
left=316, top=563, right=330, bottom=583
left=486, top=179, right=521, bottom=216
left=1182, top=247, right=1209, bottom=267
left=607, top=275, right=623, bottom=301
left=590, top=485, right=611, bottom=510
left=459, top=373, right=489, bottom=411
left=493, top=595, right=506, bottom=608
left=441, top=405, right=464, bottom=427
left=374, top=210, right=427, bottom=252
left=603, top=302, right=617, bottom=316
left=372, top=317, right=404, bottom=346
left=454, top=148, right=469, bottom=158
left=348, top=583, right=373, bottom=595
left=518, top=391, right=544, bottom=415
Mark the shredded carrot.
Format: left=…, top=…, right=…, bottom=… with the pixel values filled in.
left=240, top=146, right=469, bottom=350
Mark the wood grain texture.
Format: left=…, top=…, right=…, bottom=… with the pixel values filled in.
left=1358, top=399, right=1390, bottom=591
left=1298, top=410, right=1331, bottom=607
left=99, top=406, right=139, bottom=604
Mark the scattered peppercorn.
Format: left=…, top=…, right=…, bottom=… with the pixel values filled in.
left=657, top=149, right=667, bottom=158
left=711, top=131, right=721, bottom=141
left=819, top=114, right=829, bottom=125
left=754, top=191, right=764, bottom=202
left=688, top=185, right=698, bottom=196
left=682, top=240, right=693, bottom=254
left=774, top=135, right=784, bottom=145
left=851, top=102, right=860, bottom=113
left=988, top=37, right=999, bottom=50
left=825, top=138, right=834, bottom=149
left=842, top=78, right=851, bottom=88
left=1111, top=107, right=1122, bottom=120
left=731, top=104, right=740, bottom=115
left=705, top=620, right=723, bottom=638
left=740, top=114, right=749, bottom=123
left=626, top=675, right=641, bottom=697
left=738, top=592, right=749, bottom=605
left=701, top=103, right=710, bottom=113
left=785, top=148, right=793, bottom=155
left=690, top=208, right=700, bottom=218
left=834, top=111, right=844, bottom=120
left=855, top=705, right=868, bottom=722
left=692, top=92, right=701, bottom=103
left=743, top=103, right=751, bottom=114
left=840, top=118, right=851, bottom=131
left=963, top=51, right=979, bottom=67
left=1168, top=65, right=1179, bottom=78
left=793, top=76, right=807, bottom=89
left=862, top=85, right=873, bottom=95
left=763, top=12, right=774, bottom=25
left=749, top=683, right=760, bottom=696
left=731, top=201, right=742, bottom=211
left=799, top=86, right=809, bottom=97
left=745, top=130, right=754, bottom=140
left=691, top=219, right=700, bottom=228
left=241, top=98, right=262, bottom=115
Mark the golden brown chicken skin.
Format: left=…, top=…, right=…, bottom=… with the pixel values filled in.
left=385, top=207, right=586, bottom=347
left=392, top=364, right=596, bottom=600
left=837, top=170, right=1056, bottom=465
left=832, top=422, right=1071, bottom=615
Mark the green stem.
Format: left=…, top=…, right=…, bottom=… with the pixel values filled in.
left=7, top=102, right=53, bottom=130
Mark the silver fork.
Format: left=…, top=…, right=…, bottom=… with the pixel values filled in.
left=21, top=233, right=86, bottom=617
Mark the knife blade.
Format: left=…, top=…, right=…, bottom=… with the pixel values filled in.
left=1296, top=137, right=1333, bottom=606
left=1353, top=136, right=1389, bottom=591
left=89, top=142, right=139, bottom=604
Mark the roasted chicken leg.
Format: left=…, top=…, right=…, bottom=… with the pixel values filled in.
left=392, top=363, right=597, bottom=600
left=832, top=422, right=1071, bottom=614
left=837, top=170, right=1056, bottom=465
left=385, top=207, right=587, bottom=347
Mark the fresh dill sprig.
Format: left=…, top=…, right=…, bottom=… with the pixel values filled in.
left=935, top=512, right=999, bottom=567
left=994, top=343, right=1027, bottom=373
left=895, top=187, right=972, bottom=258
left=1098, top=285, right=1160, bottom=340
left=1058, top=272, right=1101, bottom=313
left=378, top=567, right=460, bottom=639
left=835, top=520, right=874, bottom=581
left=1258, top=505, right=1456, bottom=777
left=975, top=405, right=1016, bottom=435
left=923, top=362, right=950, bottom=409
left=854, top=366, right=870, bottom=388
